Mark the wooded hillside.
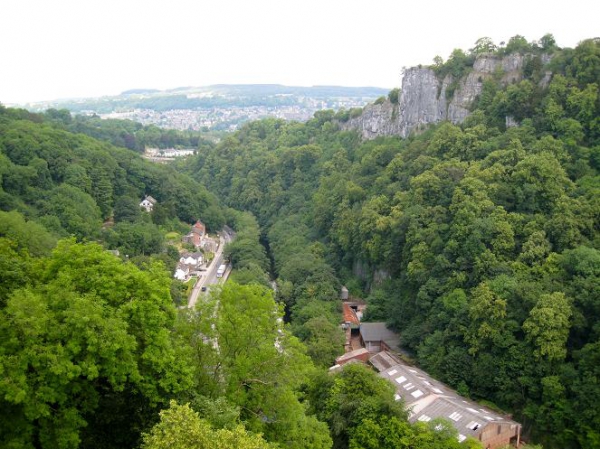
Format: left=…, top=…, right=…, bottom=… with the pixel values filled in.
left=182, top=38, right=600, bottom=448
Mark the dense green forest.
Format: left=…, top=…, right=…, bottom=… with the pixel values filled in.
left=0, top=103, right=230, bottom=314
left=180, top=37, right=600, bottom=449
left=0, top=104, right=224, bottom=230
left=0, top=101, right=469, bottom=449
left=1, top=36, right=599, bottom=449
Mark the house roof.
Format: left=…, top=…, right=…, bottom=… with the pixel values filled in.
left=343, top=303, right=360, bottom=325
left=144, top=195, right=157, bottom=204
left=190, top=221, right=205, bottom=235
left=175, top=262, right=189, bottom=271
left=181, top=251, right=203, bottom=259
left=369, top=349, right=399, bottom=371
left=371, top=351, right=520, bottom=440
left=335, top=348, right=369, bottom=364
left=360, top=322, right=399, bottom=350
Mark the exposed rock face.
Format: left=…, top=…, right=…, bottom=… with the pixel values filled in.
left=342, top=101, right=401, bottom=140
left=342, top=53, right=550, bottom=139
left=398, top=68, right=447, bottom=137
left=352, top=259, right=390, bottom=289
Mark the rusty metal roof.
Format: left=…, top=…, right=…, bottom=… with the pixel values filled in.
left=343, top=302, right=360, bottom=325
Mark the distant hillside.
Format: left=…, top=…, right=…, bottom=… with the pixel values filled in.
left=23, top=84, right=389, bottom=113
left=121, top=88, right=161, bottom=95
left=0, top=104, right=226, bottom=235
left=20, top=84, right=389, bottom=132
left=200, top=84, right=390, bottom=98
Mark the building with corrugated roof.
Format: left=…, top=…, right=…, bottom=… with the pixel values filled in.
left=370, top=351, right=521, bottom=449
left=341, top=302, right=362, bottom=352
left=359, top=322, right=400, bottom=353
left=342, top=303, right=360, bottom=327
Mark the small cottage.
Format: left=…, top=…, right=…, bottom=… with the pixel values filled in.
left=191, top=220, right=205, bottom=236
left=140, top=195, right=157, bottom=212
left=182, top=220, right=206, bottom=248
left=180, top=252, right=203, bottom=267
left=174, top=263, right=190, bottom=281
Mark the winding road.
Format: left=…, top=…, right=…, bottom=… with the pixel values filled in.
left=187, top=229, right=233, bottom=309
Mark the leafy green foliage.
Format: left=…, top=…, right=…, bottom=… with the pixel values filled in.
left=0, top=237, right=31, bottom=305
left=142, top=401, right=273, bottom=449
left=0, top=107, right=225, bottom=239
left=41, top=184, right=103, bottom=238
left=225, top=210, right=270, bottom=284
left=350, top=417, right=480, bottom=449
left=388, top=88, right=400, bottom=104
left=301, top=315, right=346, bottom=367
left=180, top=38, right=600, bottom=449
left=307, top=364, right=407, bottom=449
left=46, top=110, right=212, bottom=153
left=470, top=37, right=498, bottom=55
left=0, top=240, right=192, bottom=448
left=502, top=35, right=533, bottom=54
left=0, top=210, right=56, bottom=256
left=104, top=222, right=165, bottom=257
left=176, top=282, right=332, bottom=448
left=431, top=48, right=475, bottom=84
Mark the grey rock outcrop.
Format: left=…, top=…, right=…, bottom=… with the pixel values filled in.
left=342, top=101, right=402, bottom=140
left=342, top=52, right=551, bottom=139
left=397, top=68, right=447, bottom=137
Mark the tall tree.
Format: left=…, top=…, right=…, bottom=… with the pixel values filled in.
left=177, top=282, right=331, bottom=448
left=0, top=240, right=192, bottom=449
left=142, top=401, right=273, bottom=449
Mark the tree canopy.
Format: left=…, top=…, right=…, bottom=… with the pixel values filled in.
left=179, top=37, right=600, bottom=449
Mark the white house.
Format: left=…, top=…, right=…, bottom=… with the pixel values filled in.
left=140, top=195, right=157, bottom=212
left=180, top=252, right=203, bottom=267
left=174, top=263, right=190, bottom=281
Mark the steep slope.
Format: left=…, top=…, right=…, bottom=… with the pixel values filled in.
left=0, top=106, right=225, bottom=238
left=182, top=37, right=600, bottom=448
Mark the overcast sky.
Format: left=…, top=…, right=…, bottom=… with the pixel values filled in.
left=1, top=0, right=599, bottom=104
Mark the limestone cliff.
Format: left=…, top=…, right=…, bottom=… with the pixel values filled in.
left=342, top=53, right=551, bottom=139
left=340, top=101, right=401, bottom=139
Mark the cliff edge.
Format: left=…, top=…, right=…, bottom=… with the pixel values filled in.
left=342, top=53, right=551, bottom=139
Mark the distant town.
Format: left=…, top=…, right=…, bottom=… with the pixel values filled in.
left=99, top=99, right=367, bottom=132
left=21, top=84, right=389, bottom=132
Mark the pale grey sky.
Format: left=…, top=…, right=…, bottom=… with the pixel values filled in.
left=1, top=0, right=599, bottom=104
